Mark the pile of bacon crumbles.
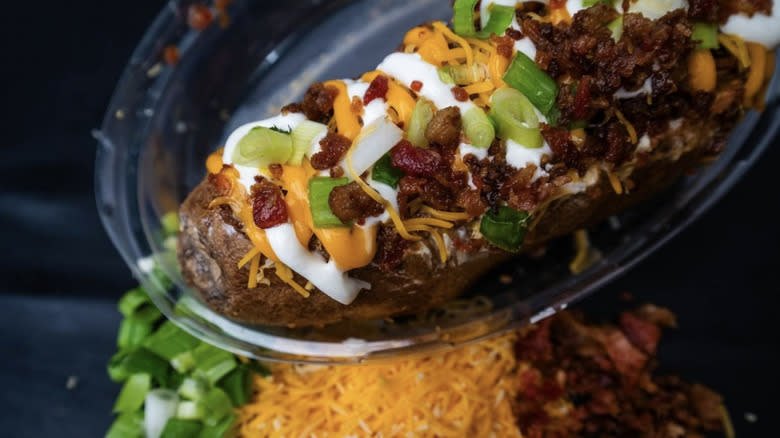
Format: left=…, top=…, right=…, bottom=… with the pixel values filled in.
left=513, top=305, right=726, bottom=438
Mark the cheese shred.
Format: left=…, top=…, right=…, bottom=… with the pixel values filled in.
left=237, top=333, right=522, bottom=438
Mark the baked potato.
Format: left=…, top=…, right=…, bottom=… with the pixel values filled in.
left=178, top=1, right=777, bottom=326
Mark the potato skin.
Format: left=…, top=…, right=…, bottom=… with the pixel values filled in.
left=178, top=142, right=706, bottom=327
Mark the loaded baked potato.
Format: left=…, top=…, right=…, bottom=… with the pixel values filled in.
left=178, top=0, right=778, bottom=326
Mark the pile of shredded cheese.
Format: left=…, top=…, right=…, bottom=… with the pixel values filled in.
left=236, top=333, right=523, bottom=438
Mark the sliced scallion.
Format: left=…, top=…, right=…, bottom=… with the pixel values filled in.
left=143, top=321, right=200, bottom=361
left=583, top=0, right=614, bottom=6
left=371, top=153, right=405, bottom=188
left=462, top=107, right=495, bottom=148
left=114, top=373, right=151, bottom=413
left=290, top=120, right=328, bottom=165
left=144, top=389, right=179, bottom=438
left=201, top=388, right=234, bottom=426
left=407, top=98, right=435, bottom=148
left=607, top=16, right=623, bottom=41
left=218, top=365, right=252, bottom=407
left=479, top=206, right=531, bottom=252
left=452, top=0, right=480, bottom=37
left=308, top=177, right=351, bottom=228
left=437, top=63, right=488, bottom=86
left=133, top=305, right=163, bottom=324
left=489, top=88, right=543, bottom=148
left=692, top=22, right=719, bottom=50
left=232, top=126, right=292, bottom=168
left=117, top=317, right=153, bottom=350
left=197, top=413, right=237, bottom=438
left=178, top=377, right=208, bottom=401
left=106, top=411, right=145, bottom=438
left=161, top=212, right=179, bottom=236
left=108, top=349, right=170, bottom=385
left=160, top=418, right=203, bottom=438
left=191, top=343, right=237, bottom=384
left=175, top=401, right=206, bottom=421
left=170, top=351, right=196, bottom=374
left=118, top=287, right=150, bottom=317
left=503, top=52, right=560, bottom=117
left=476, top=5, right=515, bottom=38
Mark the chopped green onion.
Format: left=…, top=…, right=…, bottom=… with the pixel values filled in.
left=479, top=206, right=531, bottom=252
left=452, top=0, right=479, bottom=37
left=503, top=52, right=560, bottom=117
left=178, top=377, right=208, bottom=401
left=489, top=88, right=543, bottom=148
left=143, top=321, right=200, bottom=361
left=607, top=16, right=623, bottom=41
left=583, top=0, right=614, bottom=6
left=476, top=5, right=515, bottom=38
left=118, top=317, right=153, bottom=350
left=437, top=64, right=488, bottom=86
left=290, top=120, right=327, bottom=165
left=218, top=365, right=252, bottom=407
left=232, top=126, right=292, bottom=168
left=407, top=98, right=435, bottom=147
left=118, top=287, right=150, bottom=317
left=114, top=373, right=151, bottom=413
left=191, top=343, right=237, bottom=384
left=176, top=401, right=206, bottom=421
left=201, top=388, right=234, bottom=426
left=170, top=351, right=196, bottom=374
left=161, top=212, right=179, bottom=236
left=133, top=305, right=163, bottom=324
left=108, top=349, right=170, bottom=385
left=462, top=107, right=496, bottom=148
left=160, top=419, right=203, bottom=438
left=106, top=411, right=145, bottom=438
left=198, top=413, right=237, bottom=438
left=692, top=22, right=719, bottom=50
left=308, top=177, right=350, bottom=228
left=144, top=389, right=179, bottom=438
left=371, top=153, right=405, bottom=188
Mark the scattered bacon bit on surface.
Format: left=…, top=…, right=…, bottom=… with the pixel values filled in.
left=310, top=132, right=351, bottom=170
left=187, top=4, right=213, bottom=31
left=491, top=35, right=514, bottom=58
left=363, top=75, right=389, bottom=105
left=303, top=83, right=339, bottom=123
left=410, top=80, right=423, bottom=92
left=162, top=45, right=180, bottom=65
left=506, top=28, right=524, bottom=40
left=573, top=75, right=591, bottom=120
left=390, top=140, right=442, bottom=177
left=250, top=178, right=288, bottom=229
left=451, top=86, right=469, bottom=102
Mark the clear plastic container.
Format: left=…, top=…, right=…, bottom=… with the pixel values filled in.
left=95, top=0, right=780, bottom=363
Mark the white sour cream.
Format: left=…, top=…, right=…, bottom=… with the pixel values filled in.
left=264, top=223, right=370, bottom=305
left=626, top=0, right=688, bottom=20
left=222, top=113, right=306, bottom=191
left=377, top=52, right=476, bottom=113
left=505, top=139, right=552, bottom=180
left=615, top=77, right=653, bottom=99
left=722, top=9, right=780, bottom=48
left=345, top=79, right=389, bottom=127
left=459, top=142, right=489, bottom=160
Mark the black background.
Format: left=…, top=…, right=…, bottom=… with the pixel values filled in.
left=0, top=1, right=778, bottom=436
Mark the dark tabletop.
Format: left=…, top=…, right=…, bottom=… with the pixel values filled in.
left=1, top=1, right=778, bottom=436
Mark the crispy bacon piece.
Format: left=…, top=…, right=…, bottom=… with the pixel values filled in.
left=328, top=182, right=384, bottom=223
left=311, top=131, right=352, bottom=170
left=363, top=75, right=389, bottom=105
left=250, top=178, right=288, bottom=229
left=302, top=82, right=338, bottom=123
left=390, top=140, right=442, bottom=177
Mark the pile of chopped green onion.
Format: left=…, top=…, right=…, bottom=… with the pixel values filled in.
left=106, top=214, right=268, bottom=438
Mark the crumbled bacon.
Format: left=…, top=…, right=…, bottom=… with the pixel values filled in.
left=573, top=75, right=591, bottom=120
left=363, top=75, right=389, bottom=105
left=207, top=170, right=232, bottom=196
left=310, top=131, right=351, bottom=170
left=451, top=86, right=469, bottom=102
left=425, top=107, right=462, bottom=147
left=250, top=178, right=288, bottom=229
left=328, top=182, right=384, bottom=223
left=620, top=312, right=661, bottom=355
left=491, top=34, right=515, bottom=58
left=410, top=80, right=423, bottom=92
left=374, top=225, right=408, bottom=272
left=390, top=140, right=442, bottom=177
left=302, top=82, right=338, bottom=123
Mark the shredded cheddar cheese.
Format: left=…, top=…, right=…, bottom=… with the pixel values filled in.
left=430, top=229, right=449, bottom=263
left=247, top=253, right=261, bottom=289
left=420, top=206, right=471, bottom=222
left=606, top=171, right=624, bottom=195
left=432, top=21, right=474, bottom=67
left=274, top=264, right=310, bottom=298
left=614, top=109, right=638, bottom=145
left=237, top=333, right=522, bottom=438
left=403, top=217, right=455, bottom=229
left=718, top=33, right=751, bottom=70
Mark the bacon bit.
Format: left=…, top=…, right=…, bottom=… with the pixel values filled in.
left=250, top=178, right=288, bottom=229
left=506, top=28, right=523, bottom=40
left=374, top=226, right=408, bottom=272
left=573, top=76, right=591, bottom=120
left=311, top=131, right=351, bottom=170
left=619, top=312, right=661, bottom=355
left=602, top=329, right=647, bottom=382
left=491, top=35, right=514, bottom=59
left=207, top=171, right=232, bottom=196
left=268, top=163, right=284, bottom=180
left=390, top=140, right=442, bottom=177
left=350, top=96, right=364, bottom=116
left=451, top=86, right=469, bottom=102
left=363, top=75, right=389, bottom=105
left=549, top=0, right=567, bottom=9
left=162, top=45, right=180, bottom=65
left=187, top=4, right=213, bottom=31
left=410, top=80, right=423, bottom=92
